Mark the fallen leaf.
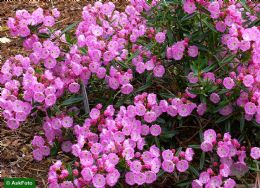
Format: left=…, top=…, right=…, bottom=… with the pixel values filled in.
left=0, top=37, right=11, bottom=44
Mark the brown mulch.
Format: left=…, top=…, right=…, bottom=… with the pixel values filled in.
left=0, top=1, right=128, bottom=187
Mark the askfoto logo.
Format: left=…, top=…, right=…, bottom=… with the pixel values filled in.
left=4, top=178, right=36, bottom=188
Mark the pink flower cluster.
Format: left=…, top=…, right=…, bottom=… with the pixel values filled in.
left=162, top=148, right=194, bottom=173
left=166, top=39, right=198, bottom=60
left=192, top=129, right=260, bottom=188
left=45, top=93, right=195, bottom=187
left=31, top=135, right=50, bottom=161
left=7, top=8, right=60, bottom=37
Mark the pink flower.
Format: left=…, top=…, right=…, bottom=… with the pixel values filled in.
left=91, top=25, right=103, bottom=37
left=178, top=104, right=192, bottom=117
left=123, top=147, right=135, bottom=160
left=68, top=82, right=80, bottom=93
left=203, top=129, right=216, bottom=143
left=219, top=105, right=233, bottom=116
left=201, top=141, right=213, bottom=152
left=40, top=146, right=50, bottom=156
left=108, top=153, right=119, bottom=165
left=223, top=77, right=235, bottom=90
left=216, top=21, right=226, bottom=33
left=192, top=180, right=203, bottom=188
left=155, top=32, right=166, bottom=43
left=144, top=111, right=157, bottom=123
left=7, top=119, right=19, bottom=129
left=90, top=143, right=103, bottom=155
left=208, top=2, right=220, bottom=18
left=188, top=46, right=198, bottom=57
left=185, top=148, right=194, bottom=161
left=134, top=172, right=146, bottom=185
left=144, top=171, right=156, bottom=184
left=43, top=16, right=55, bottom=27
left=187, top=72, right=198, bottom=83
left=121, top=84, right=133, bottom=94
left=34, top=92, right=45, bottom=103
left=220, top=164, right=230, bottom=177
left=244, top=102, right=256, bottom=115
left=183, top=0, right=196, bottom=14
left=224, top=178, right=236, bottom=188
left=130, top=160, right=142, bottom=172
left=33, top=148, right=43, bottom=161
left=243, top=75, right=254, bottom=87
left=125, top=172, right=135, bottom=185
left=62, top=116, right=73, bottom=128
left=45, top=94, right=56, bottom=106
left=162, top=150, right=173, bottom=161
left=150, top=124, right=161, bottom=136
left=60, top=181, right=73, bottom=188
left=217, top=144, right=230, bottom=158
left=90, top=108, right=100, bottom=120
left=93, top=174, right=106, bottom=188
left=32, top=136, right=45, bottom=147
left=210, top=93, right=220, bottom=104
left=162, top=160, right=175, bottom=173
left=197, top=103, right=207, bottom=116
left=239, top=41, right=251, bottom=52
left=108, top=77, right=119, bottom=90
left=227, top=37, right=240, bottom=51
left=176, top=160, right=189, bottom=172
left=153, top=65, right=165, bottom=77
left=61, top=141, right=72, bottom=153
left=199, top=171, right=210, bottom=184
left=209, top=176, right=222, bottom=187
left=250, top=147, right=260, bottom=160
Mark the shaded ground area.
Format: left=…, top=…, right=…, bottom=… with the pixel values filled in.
left=0, top=1, right=125, bottom=187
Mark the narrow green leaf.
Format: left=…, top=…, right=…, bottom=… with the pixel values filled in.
left=188, top=145, right=200, bottom=149
left=189, top=165, right=199, bottom=176
left=240, top=114, right=245, bottom=132
left=200, top=152, right=205, bottom=170
left=202, top=19, right=217, bottom=33
left=219, top=54, right=236, bottom=65
left=61, top=21, right=79, bottom=35
left=61, top=96, right=83, bottom=106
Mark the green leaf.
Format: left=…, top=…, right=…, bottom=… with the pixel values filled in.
left=240, top=0, right=251, bottom=13
left=188, top=145, right=200, bottom=149
left=240, top=114, right=245, bottom=132
left=161, top=130, right=179, bottom=139
left=60, top=96, right=83, bottom=106
left=155, top=137, right=160, bottom=148
left=219, top=54, right=236, bottom=65
left=157, top=169, right=165, bottom=177
left=181, top=12, right=197, bottom=22
left=202, top=19, right=217, bottom=33
left=38, top=33, right=50, bottom=39
left=175, top=179, right=192, bottom=187
left=79, top=47, right=88, bottom=55
left=199, top=152, right=205, bottom=170
left=50, top=141, right=59, bottom=156
left=167, top=30, right=174, bottom=44
left=134, top=82, right=153, bottom=94
left=61, top=21, right=79, bottom=35
left=216, top=114, right=232, bottom=124
left=189, top=165, right=199, bottom=176
left=67, top=163, right=73, bottom=181
left=202, top=64, right=217, bottom=73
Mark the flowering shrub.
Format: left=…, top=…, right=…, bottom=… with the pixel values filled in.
left=1, top=0, right=260, bottom=187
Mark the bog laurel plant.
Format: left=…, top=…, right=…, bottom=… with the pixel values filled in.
left=0, top=0, right=260, bottom=187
